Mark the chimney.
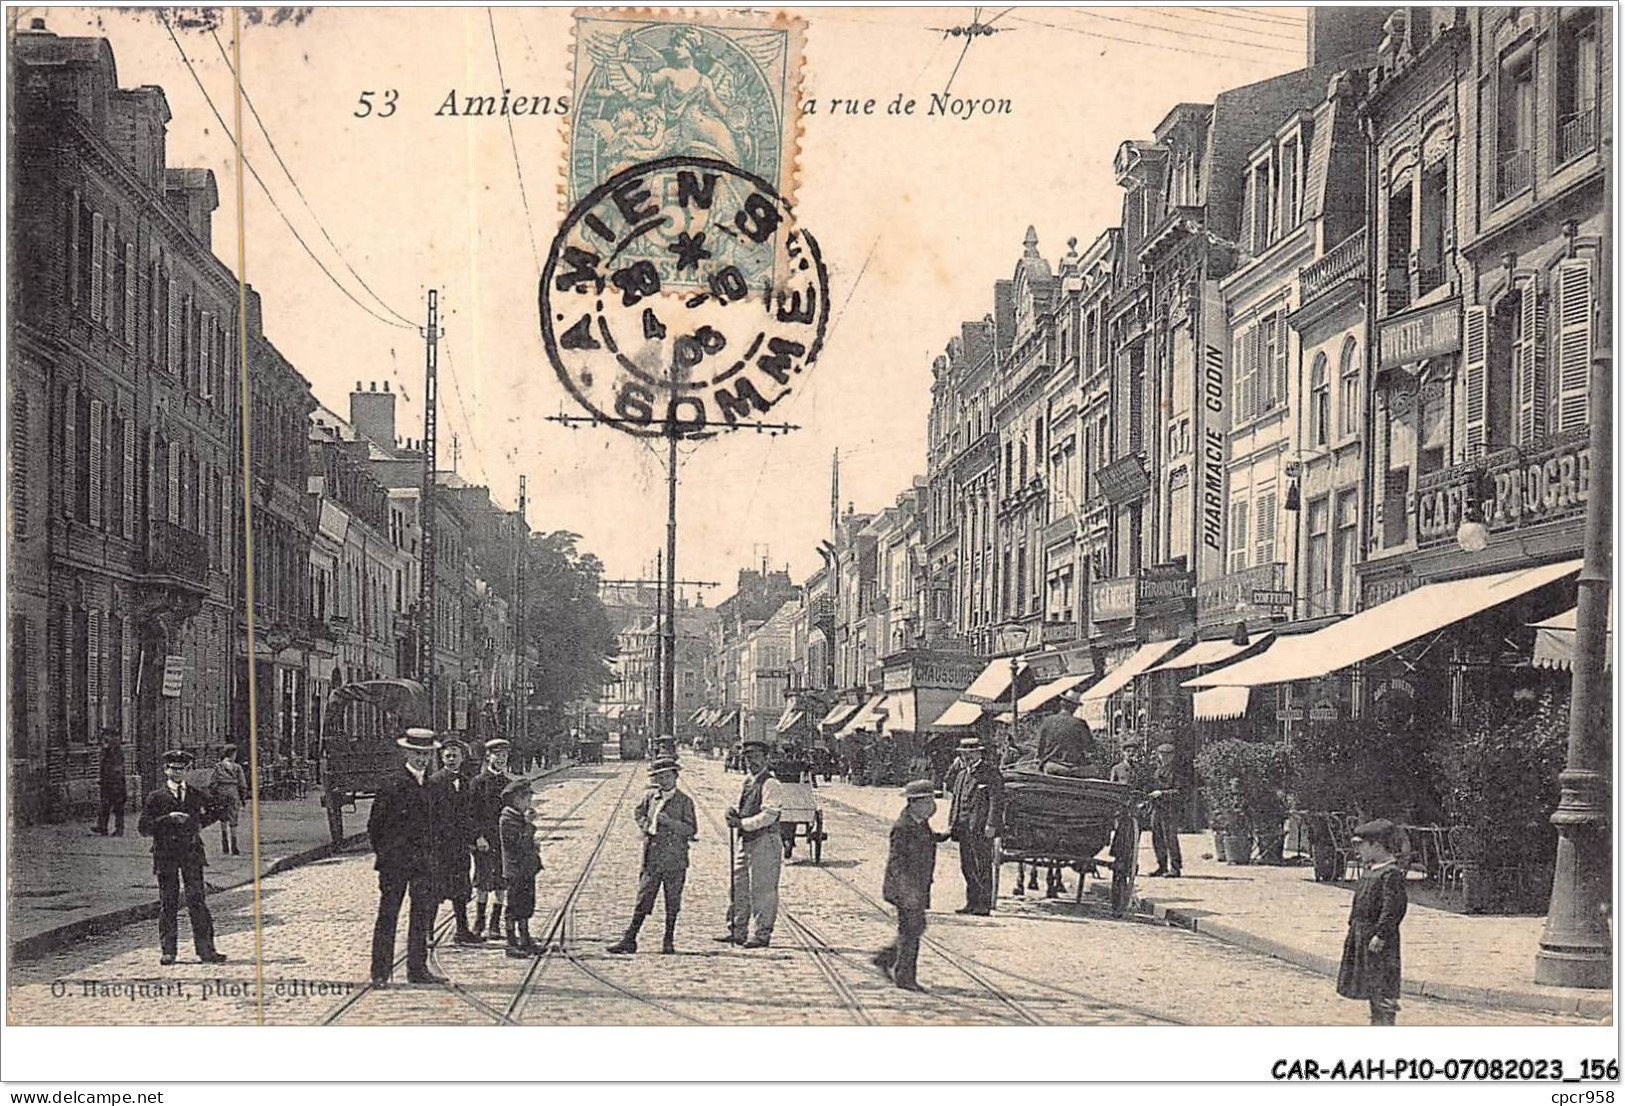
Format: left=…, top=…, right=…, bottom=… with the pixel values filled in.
left=350, top=380, right=397, bottom=449
left=163, top=168, right=218, bottom=247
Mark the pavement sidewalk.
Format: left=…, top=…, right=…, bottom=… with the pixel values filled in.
left=800, top=772, right=1611, bottom=1021
left=7, top=793, right=372, bottom=960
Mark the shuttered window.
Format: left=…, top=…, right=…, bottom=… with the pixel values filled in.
left=63, top=387, right=78, bottom=521
left=121, top=418, right=135, bottom=540
left=167, top=441, right=181, bottom=525
left=150, top=257, right=163, bottom=367
left=1514, top=277, right=1547, bottom=444
left=11, top=391, right=28, bottom=541
left=1254, top=490, right=1277, bottom=566
left=166, top=275, right=181, bottom=377
left=1461, top=305, right=1489, bottom=459
left=1229, top=500, right=1249, bottom=573
left=88, top=398, right=105, bottom=529
left=1554, top=257, right=1594, bottom=433
left=120, top=617, right=133, bottom=735
left=67, top=191, right=81, bottom=306
left=200, top=311, right=214, bottom=398
left=87, top=608, right=103, bottom=734
left=89, top=213, right=105, bottom=323
left=103, top=225, right=118, bottom=333
left=124, top=241, right=137, bottom=342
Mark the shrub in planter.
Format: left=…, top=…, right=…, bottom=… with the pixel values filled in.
left=1290, top=717, right=1442, bottom=823
left=1197, top=738, right=1289, bottom=863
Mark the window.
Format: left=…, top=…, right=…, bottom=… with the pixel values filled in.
left=1279, top=136, right=1300, bottom=236
left=90, top=212, right=105, bottom=323
left=1167, top=472, right=1191, bottom=563
left=1305, top=496, right=1331, bottom=617
left=1513, top=279, right=1547, bottom=444
left=1334, top=490, right=1359, bottom=615
left=1417, top=161, right=1448, bottom=294
left=1233, top=312, right=1285, bottom=422
left=1310, top=353, right=1330, bottom=447
left=1496, top=49, right=1535, bottom=202
left=1556, top=10, right=1599, bottom=165
left=1338, top=337, right=1361, bottom=438
left=1254, top=490, right=1277, bottom=567
left=1554, top=257, right=1595, bottom=433
left=1248, top=159, right=1273, bottom=252
left=1229, top=499, right=1249, bottom=574
left=1385, top=184, right=1413, bottom=313
left=10, top=392, right=28, bottom=541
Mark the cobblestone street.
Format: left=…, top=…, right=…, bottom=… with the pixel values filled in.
left=5, top=756, right=1604, bottom=1027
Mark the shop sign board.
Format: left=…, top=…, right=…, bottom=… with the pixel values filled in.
left=1378, top=299, right=1461, bottom=369
left=161, top=656, right=186, bottom=698
left=1196, top=562, right=1287, bottom=628
left=1415, top=435, right=1590, bottom=547
left=1091, top=576, right=1138, bottom=623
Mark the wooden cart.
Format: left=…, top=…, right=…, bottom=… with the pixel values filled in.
left=993, top=771, right=1140, bottom=916
left=319, top=678, right=430, bottom=845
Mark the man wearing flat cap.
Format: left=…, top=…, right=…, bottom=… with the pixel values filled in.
left=469, top=737, right=512, bottom=939
left=429, top=738, right=481, bottom=944
left=608, top=756, right=698, bottom=955
left=719, top=738, right=783, bottom=948
left=367, top=728, right=447, bottom=985
left=947, top=736, right=1003, bottom=915
left=138, top=749, right=227, bottom=965
left=873, top=779, right=946, bottom=991
left=1148, top=742, right=1182, bottom=878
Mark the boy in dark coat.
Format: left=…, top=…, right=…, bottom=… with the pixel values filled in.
left=607, top=755, right=698, bottom=955
left=1336, top=818, right=1409, bottom=1024
left=138, top=749, right=227, bottom=965
left=469, top=738, right=512, bottom=939
left=430, top=739, right=482, bottom=944
left=366, top=729, right=447, bottom=986
left=872, top=778, right=944, bottom=991
left=498, top=775, right=544, bottom=958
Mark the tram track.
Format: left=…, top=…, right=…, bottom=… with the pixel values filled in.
left=319, top=768, right=618, bottom=1026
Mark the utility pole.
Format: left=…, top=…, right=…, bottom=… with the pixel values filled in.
left=654, top=549, right=665, bottom=734
left=1535, top=147, right=1611, bottom=988
left=418, top=290, right=441, bottom=729
left=512, top=475, right=527, bottom=749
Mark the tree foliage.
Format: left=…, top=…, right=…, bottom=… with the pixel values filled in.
left=520, top=531, right=616, bottom=744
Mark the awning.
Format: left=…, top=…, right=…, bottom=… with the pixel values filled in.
left=880, top=691, right=917, bottom=733
left=686, top=707, right=707, bottom=724
left=604, top=705, right=624, bottom=719
left=819, top=701, right=860, bottom=729
left=931, top=699, right=983, bottom=728
left=1145, top=636, right=1264, bottom=674
left=837, top=695, right=889, bottom=737
left=776, top=710, right=805, bottom=734
left=1074, top=640, right=1182, bottom=714
left=993, top=673, right=1092, bottom=722
left=714, top=710, right=738, bottom=728
left=1187, top=559, right=1584, bottom=688
left=963, top=656, right=1028, bottom=702
left=1193, top=686, right=1251, bottom=721
left=1531, top=606, right=1614, bottom=670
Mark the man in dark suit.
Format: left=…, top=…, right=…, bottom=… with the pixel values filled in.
left=1148, top=741, right=1183, bottom=878
left=92, top=729, right=127, bottom=836
left=947, top=736, right=1003, bottom=915
left=873, top=779, right=943, bottom=991
left=608, top=754, right=698, bottom=955
left=367, top=728, right=447, bottom=986
left=430, top=738, right=482, bottom=945
left=137, top=749, right=226, bottom=965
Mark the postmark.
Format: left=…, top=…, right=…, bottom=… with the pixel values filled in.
left=567, top=9, right=805, bottom=211
left=540, top=155, right=828, bottom=441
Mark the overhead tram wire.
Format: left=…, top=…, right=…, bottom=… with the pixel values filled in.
left=1050, top=8, right=1300, bottom=55
left=208, top=27, right=418, bottom=328
left=1126, top=7, right=1304, bottom=45
left=1004, top=13, right=1289, bottom=63
left=487, top=8, right=543, bottom=274
left=160, top=14, right=416, bottom=332
left=436, top=335, right=492, bottom=490
left=1196, top=7, right=1307, bottom=28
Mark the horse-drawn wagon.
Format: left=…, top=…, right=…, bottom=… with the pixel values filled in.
left=994, top=769, right=1139, bottom=915
left=319, top=678, right=430, bottom=845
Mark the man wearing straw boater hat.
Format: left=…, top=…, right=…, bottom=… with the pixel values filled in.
left=608, top=752, right=697, bottom=955
left=138, top=748, right=227, bottom=966
left=367, top=728, right=447, bottom=986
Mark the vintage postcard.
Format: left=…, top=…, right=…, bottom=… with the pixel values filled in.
left=3, top=1, right=1617, bottom=1084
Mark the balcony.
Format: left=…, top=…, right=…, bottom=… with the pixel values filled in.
left=1558, top=108, right=1598, bottom=166
left=1300, top=229, right=1366, bottom=303
left=1496, top=148, right=1533, bottom=204
left=144, top=520, right=209, bottom=589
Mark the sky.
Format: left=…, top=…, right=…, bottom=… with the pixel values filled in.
left=39, top=5, right=1309, bottom=602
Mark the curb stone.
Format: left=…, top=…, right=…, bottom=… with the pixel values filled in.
left=1091, top=883, right=1611, bottom=1021
left=9, top=760, right=577, bottom=964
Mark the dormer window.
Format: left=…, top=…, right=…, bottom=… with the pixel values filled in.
left=1278, top=134, right=1300, bottom=236
left=1247, top=154, right=1274, bottom=253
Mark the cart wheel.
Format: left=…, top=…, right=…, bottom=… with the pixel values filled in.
left=812, top=811, right=824, bottom=865
left=326, top=793, right=346, bottom=847
left=991, top=837, right=1003, bottom=901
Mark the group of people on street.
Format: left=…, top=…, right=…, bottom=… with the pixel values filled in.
left=98, top=733, right=250, bottom=856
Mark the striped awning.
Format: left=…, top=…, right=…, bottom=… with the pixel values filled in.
left=1531, top=606, right=1614, bottom=670
left=837, top=695, right=889, bottom=737
left=776, top=711, right=805, bottom=734
left=819, top=701, right=860, bottom=729
left=1193, top=686, right=1250, bottom=721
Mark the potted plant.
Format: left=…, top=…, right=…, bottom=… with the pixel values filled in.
left=1196, top=739, right=1251, bottom=865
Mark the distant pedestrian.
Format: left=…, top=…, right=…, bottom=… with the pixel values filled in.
left=1336, top=818, right=1408, bottom=1025
left=366, top=728, right=446, bottom=986
left=137, top=749, right=226, bottom=966
left=1147, top=742, right=1182, bottom=878
left=469, top=738, right=513, bottom=939
left=947, top=736, right=1003, bottom=915
left=498, top=775, right=544, bottom=958
left=872, top=779, right=944, bottom=992
left=718, top=738, right=782, bottom=948
left=209, top=745, right=249, bottom=856
left=608, top=756, right=697, bottom=955
left=92, top=730, right=127, bottom=836
left=430, top=739, right=482, bottom=944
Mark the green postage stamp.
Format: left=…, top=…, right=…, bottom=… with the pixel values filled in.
left=566, top=8, right=806, bottom=209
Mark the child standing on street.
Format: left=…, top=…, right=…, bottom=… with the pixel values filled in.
left=872, top=778, right=944, bottom=992
left=498, top=776, right=544, bottom=959
left=1336, top=818, right=1409, bottom=1024
left=210, top=745, right=249, bottom=856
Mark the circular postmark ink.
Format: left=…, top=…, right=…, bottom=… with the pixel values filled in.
left=540, top=155, right=828, bottom=440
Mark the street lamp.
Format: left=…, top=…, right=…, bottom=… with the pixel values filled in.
left=997, top=623, right=1029, bottom=754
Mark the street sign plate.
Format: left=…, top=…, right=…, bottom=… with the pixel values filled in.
left=161, top=655, right=186, bottom=698
left=1252, top=589, right=1294, bottom=607
left=1275, top=707, right=1305, bottom=721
